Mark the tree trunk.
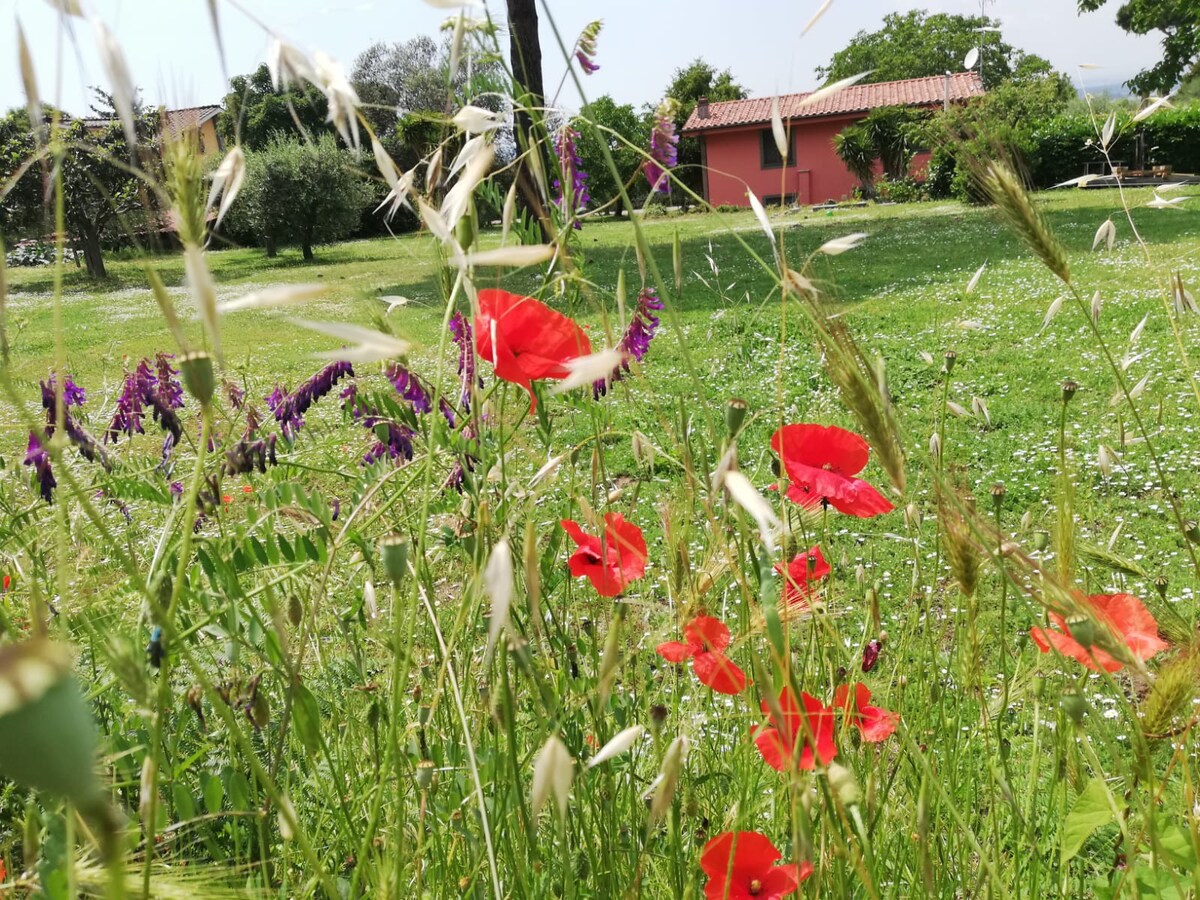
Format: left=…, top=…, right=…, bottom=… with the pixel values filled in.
left=302, top=240, right=314, bottom=262
left=506, top=0, right=544, bottom=111
left=265, top=235, right=277, bottom=259
left=80, top=225, right=106, bottom=279
left=506, top=0, right=553, bottom=242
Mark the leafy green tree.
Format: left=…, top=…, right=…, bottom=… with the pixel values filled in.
left=1078, top=1, right=1199, bottom=95
left=664, top=59, right=747, bottom=200
left=217, top=64, right=331, bottom=151
left=574, top=95, right=649, bottom=216
left=817, top=10, right=1054, bottom=90
left=1, top=94, right=159, bottom=278
left=230, top=134, right=372, bottom=260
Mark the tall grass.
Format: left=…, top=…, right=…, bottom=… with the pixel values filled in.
left=1, top=3, right=1200, bottom=899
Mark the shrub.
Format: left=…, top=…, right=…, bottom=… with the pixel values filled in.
left=875, top=176, right=928, bottom=204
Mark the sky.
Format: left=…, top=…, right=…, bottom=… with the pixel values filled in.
left=2, top=0, right=1164, bottom=118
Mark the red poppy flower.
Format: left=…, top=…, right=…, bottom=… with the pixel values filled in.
left=832, top=682, right=898, bottom=743
left=474, top=289, right=592, bottom=412
left=560, top=513, right=647, bottom=597
left=699, top=831, right=812, bottom=900
left=753, top=686, right=837, bottom=771
left=770, top=424, right=893, bottom=518
left=1030, top=593, right=1167, bottom=672
left=776, top=545, right=831, bottom=609
left=1, top=574, right=9, bottom=593
left=656, top=616, right=749, bottom=694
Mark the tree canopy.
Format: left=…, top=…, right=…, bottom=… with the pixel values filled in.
left=1078, top=0, right=1200, bottom=95
left=573, top=95, right=650, bottom=216
left=228, top=133, right=372, bottom=261
left=1, top=93, right=160, bottom=278
left=664, top=59, right=747, bottom=200
left=816, top=10, right=1055, bottom=90
left=217, top=64, right=331, bottom=151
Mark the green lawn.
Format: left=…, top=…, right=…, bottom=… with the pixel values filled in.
left=4, top=185, right=1200, bottom=898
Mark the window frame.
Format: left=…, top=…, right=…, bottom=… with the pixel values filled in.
left=760, top=127, right=794, bottom=170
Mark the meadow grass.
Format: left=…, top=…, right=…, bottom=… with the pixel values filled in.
left=4, top=180, right=1200, bottom=900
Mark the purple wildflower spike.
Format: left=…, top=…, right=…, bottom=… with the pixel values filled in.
left=594, top=287, right=663, bottom=396
left=270, top=361, right=354, bottom=438
left=449, top=312, right=481, bottom=411
left=387, top=364, right=432, bottom=414
left=24, top=432, right=56, bottom=502
left=553, top=125, right=589, bottom=227
left=644, top=99, right=679, bottom=194
left=574, top=20, right=602, bottom=74
left=225, top=380, right=246, bottom=410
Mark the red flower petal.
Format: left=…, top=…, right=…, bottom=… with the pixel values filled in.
left=656, top=641, right=693, bottom=663
left=771, top=423, right=893, bottom=518
left=1030, top=593, right=1167, bottom=672
left=752, top=726, right=789, bottom=772
left=693, top=651, right=748, bottom=695
left=559, top=514, right=647, bottom=597
left=475, top=289, right=592, bottom=412
left=777, top=546, right=830, bottom=607
left=685, top=615, right=732, bottom=653
left=772, top=423, right=869, bottom=477
left=700, top=832, right=801, bottom=900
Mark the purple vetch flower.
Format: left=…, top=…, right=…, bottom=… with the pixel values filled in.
left=386, top=364, right=432, bottom=414
left=270, top=361, right=354, bottom=438
left=574, top=20, right=602, bottom=74
left=449, top=312, right=482, bottom=412
left=40, top=379, right=112, bottom=470
left=154, top=353, right=184, bottom=411
left=552, top=125, right=589, bottom=227
left=224, top=434, right=278, bottom=476
left=340, top=382, right=360, bottom=418
left=363, top=421, right=415, bottom=465
left=593, top=287, right=663, bottom=396
left=225, top=380, right=246, bottom=411
left=444, top=422, right=480, bottom=492
left=169, top=481, right=184, bottom=500
left=96, top=489, right=133, bottom=523
left=43, top=373, right=87, bottom=408
left=644, top=99, right=679, bottom=194
left=24, top=432, right=56, bottom=503
left=331, top=498, right=341, bottom=521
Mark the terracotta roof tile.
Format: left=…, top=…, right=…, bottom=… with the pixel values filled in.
left=683, top=73, right=983, bottom=134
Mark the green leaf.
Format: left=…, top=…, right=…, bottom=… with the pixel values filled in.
left=1156, top=822, right=1197, bottom=869
left=291, top=682, right=323, bottom=754
left=202, top=772, right=224, bottom=814
left=1061, top=778, right=1114, bottom=864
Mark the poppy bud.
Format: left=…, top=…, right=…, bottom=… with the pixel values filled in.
left=249, top=689, right=270, bottom=730
left=179, top=351, right=215, bottom=406
left=1032, top=530, right=1050, bottom=551
left=1066, top=614, right=1095, bottom=649
left=649, top=704, right=669, bottom=736
left=418, top=704, right=432, bottom=728
left=990, top=483, right=1006, bottom=509
left=379, top=536, right=408, bottom=586
left=862, top=639, right=882, bottom=672
left=1061, top=380, right=1078, bottom=403
left=414, top=759, right=435, bottom=791
left=726, top=398, right=748, bottom=438
left=1061, top=690, right=1086, bottom=724
left=943, top=351, right=957, bottom=374
left=1154, top=575, right=1168, bottom=599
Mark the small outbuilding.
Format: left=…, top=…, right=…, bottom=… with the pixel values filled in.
left=682, top=72, right=985, bottom=207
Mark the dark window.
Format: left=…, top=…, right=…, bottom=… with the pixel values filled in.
left=760, top=128, right=793, bottom=169
left=762, top=194, right=797, bottom=208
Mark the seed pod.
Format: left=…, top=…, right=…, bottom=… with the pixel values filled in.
left=380, top=535, right=409, bottom=586
left=179, top=351, right=215, bottom=405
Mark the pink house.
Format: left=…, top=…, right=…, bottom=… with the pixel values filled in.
left=682, top=73, right=985, bottom=207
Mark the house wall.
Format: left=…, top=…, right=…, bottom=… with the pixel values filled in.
left=196, top=119, right=223, bottom=159
left=699, top=114, right=934, bottom=207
